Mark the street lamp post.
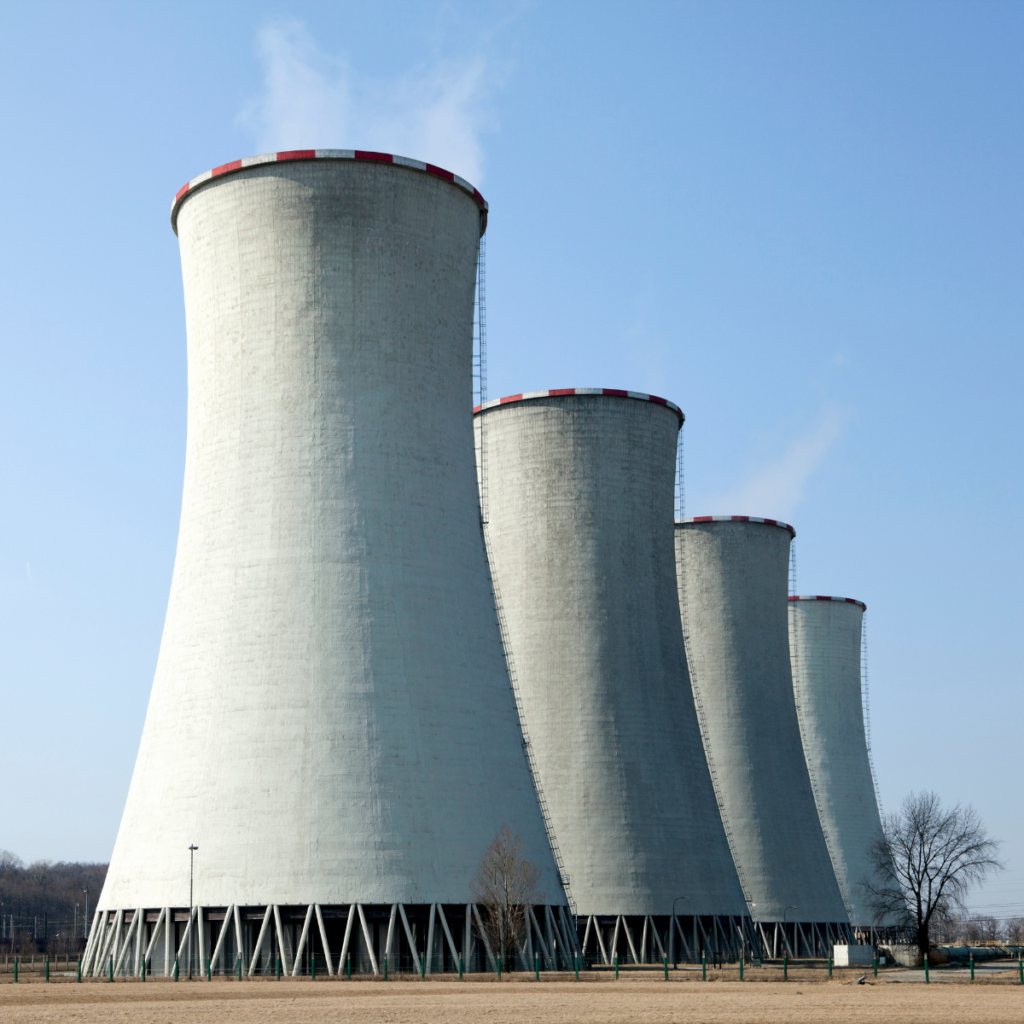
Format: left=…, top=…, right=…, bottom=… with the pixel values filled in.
left=82, top=887, right=89, bottom=941
left=672, top=896, right=689, bottom=967
left=782, top=906, right=797, bottom=960
left=188, top=846, right=199, bottom=979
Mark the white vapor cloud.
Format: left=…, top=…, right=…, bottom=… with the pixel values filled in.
left=702, top=406, right=847, bottom=521
left=237, top=21, right=492, bottom=184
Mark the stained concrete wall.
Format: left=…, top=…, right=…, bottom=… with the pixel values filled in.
left=477, top=394, right=747, bottom=917
left=789, top=596, right=889, bottom=926
left=675, top=519, right=849, bottom=925
left=99, top=157, right=562, bottom=911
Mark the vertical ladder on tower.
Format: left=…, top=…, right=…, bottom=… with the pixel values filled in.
left=473, top=236, right=577, bottom=920
left=674, top=422, right=756, bottom=915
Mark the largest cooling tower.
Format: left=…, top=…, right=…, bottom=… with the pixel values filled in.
left=675, top=518, right=851, bottom=957
left=788, top=595, right=890, bottom=931
left=477, top=390, right=750, bottom=965
left=85, top=151, right=568, bottom=980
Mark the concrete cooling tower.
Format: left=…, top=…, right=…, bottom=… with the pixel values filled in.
left=476, top=390, right=751, bottom=965
left=788, top=595, right=890, bottom=934
left=84, top=151, right=571, bottom=980
left=675, top=517, right=852, bottom=957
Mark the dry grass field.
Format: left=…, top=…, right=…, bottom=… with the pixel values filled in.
left=1, top=975, right=1023, bottom=1024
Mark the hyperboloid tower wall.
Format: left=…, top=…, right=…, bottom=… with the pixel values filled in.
left=476, top=390, right=750, bottom=965
left=788, top=595, right=888, bottom=930
left=86, top=151, right=570, bottom=979
left=674, top=517, right=851, bottom=956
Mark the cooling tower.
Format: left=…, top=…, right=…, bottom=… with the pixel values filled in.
left=789, top=595, right=889, bottom=931
left=675, top=517, right=852, bottom=957
left=84, top=151, right=571, bottom=980
left=476, top=390, right=750, bottom=965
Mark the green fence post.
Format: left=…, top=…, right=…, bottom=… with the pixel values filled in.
left=78, top=958, right=82, bottom=983
left=207, top=958, right=211, bottom=981
left=311, top=954, right=315, bottom=982
left=702, top=950, right=707, bottom=981
left=535, top=952, right=539, bottom=981
left=383, top=956, right=387, bottom=981
left=110, top=956, right=114, bottom=983
left=970, top=954, right=974, bottom=982
left=459, top=956, right=463, bottom=981
left=13, top=959, right=17, bottom=983
left=664, top=955, right=668, bottom=981
left=873, top=955, right=877, bottom=979
left=238, top=954, right=242, bottom=982
left=614, top=954, right=618, bottom=981
left=421, top=952, right=425, bottom=980
left=347, top=954, right=351, bottom=980
left=1018, top=955, right=1023, bottom=986
left=45, top=957, right=49, bottom=983
left=142, top=959, right=146, bottom=982
left=175, top=958, right=179, bottom=982
left=924, top=953, right=929, bottom=983
left=783, top=954, right=787, bottom=982
left=276, top=956, right=280, bottom=981
left=497, top=956, right=502, bottom=981
left=574, top=953, right=578, bottom=981
left=739, top=954, right=744, bottom=981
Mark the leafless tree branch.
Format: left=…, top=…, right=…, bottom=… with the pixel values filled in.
left=863, top=791, right=1002, bottom=955
left=470, top=826, right=543, bottom=970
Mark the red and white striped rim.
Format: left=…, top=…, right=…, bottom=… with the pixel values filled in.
left=675, top=515, right=795, bottom=536
left=473, top=388, right=683, bottom=421
left=171, top=150, right=487, bottom=232
left=789, top=595, right=866, bottom=611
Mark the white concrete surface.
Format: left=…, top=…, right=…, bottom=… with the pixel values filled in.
left=834, top=943, right=875, bottom=966
left=98, top=157, right=562, bottom=911
left=675, top=519, right=849, bottom=927
left=789, top=597, right=891, bottom=926
left=477, top=394, right=747, bottom=917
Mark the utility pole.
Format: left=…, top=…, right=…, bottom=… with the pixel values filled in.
left=82, top=887, right=89, bottom=940
left=188, top=845, right=199, bottom=979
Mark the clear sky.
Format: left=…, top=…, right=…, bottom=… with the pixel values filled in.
left=1, top=1, right=1021, bottom=917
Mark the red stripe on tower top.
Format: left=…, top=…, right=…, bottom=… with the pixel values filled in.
left=276, top=150, right=316, bottom=161
left=692, top=516, right=714, bottom=523
left=648, top=395, right=668, bottom=405
left=602, top=388, right=629, bottom=398
left=425, top=163, right=455, bottom=181
left=175, top=183, right=190, bottom=201
left=355, top=151, right=393, bottom=163
left=731, top=516, right=751, bottom=522
left=500, top=394, right=523, bottom=404
left=548, top=388, right=577, bottom=396
left=212, top=160, right=242, bottom=177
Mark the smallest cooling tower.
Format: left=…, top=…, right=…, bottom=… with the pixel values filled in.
left=789, top=596, right=890, bottom=932
left=675, top=517, right=851, bottom=957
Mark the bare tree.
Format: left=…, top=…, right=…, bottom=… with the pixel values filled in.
left=865, top=791, right=1002, bottom=956
left=1003, top=918, right=1024, bottom=944
left=471, top=826, right=543, bottom=970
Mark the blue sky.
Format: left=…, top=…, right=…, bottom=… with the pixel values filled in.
left=1, top=1, right=1021, bottom=917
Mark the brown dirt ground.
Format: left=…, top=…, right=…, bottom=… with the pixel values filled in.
left=1, top=974, right=1023, bottom=1024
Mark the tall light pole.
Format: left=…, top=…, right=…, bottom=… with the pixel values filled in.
left=82, top=887, right=89, bottom=941
left=783, top=906, right=797, bottom=960
left=188, top=845, right=199, bottom=979
left=672, top=896, right=689, bottom=967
